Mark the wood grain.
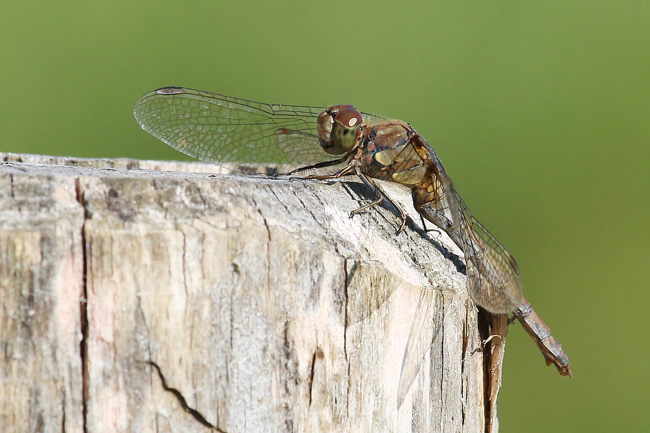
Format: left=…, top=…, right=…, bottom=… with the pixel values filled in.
left=0, top=153, right=506, bottom=432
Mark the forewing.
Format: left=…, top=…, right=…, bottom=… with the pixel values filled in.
left=134, top=87, right=329, bottom=166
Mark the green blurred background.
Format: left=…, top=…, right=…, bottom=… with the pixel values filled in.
left=2, top=0, right=648, bottom=430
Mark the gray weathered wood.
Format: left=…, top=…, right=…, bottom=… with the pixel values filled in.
left=0, top=153, right=506, bottom=433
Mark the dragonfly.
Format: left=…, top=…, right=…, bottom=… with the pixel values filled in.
left=134, top=87, right=572, bottom=406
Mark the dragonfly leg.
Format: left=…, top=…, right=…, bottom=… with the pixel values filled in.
left=353, top=169, right=407, bottom=234
left=294, top=161, right=408, bottom=234
left=418, top=214, right=442, bottom=236
left=414, top=203, right=453, bottom=235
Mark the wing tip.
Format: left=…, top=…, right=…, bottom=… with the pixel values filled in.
left=155, top=87, right=185, bottom=95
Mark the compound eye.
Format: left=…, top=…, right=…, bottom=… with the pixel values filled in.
left=318, top=104, right=363, bottom=155
left=334, top=107, right=362, bottom=129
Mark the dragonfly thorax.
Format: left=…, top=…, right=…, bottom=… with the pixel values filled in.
left=317, top=104, right=363, bottom=155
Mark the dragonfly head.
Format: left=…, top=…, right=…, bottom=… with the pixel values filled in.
left=317, top=104, right=363, bottom=155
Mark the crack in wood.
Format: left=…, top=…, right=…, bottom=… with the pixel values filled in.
left=75, top=177, right=89, bottom=433
left=308, top=350, right=317, bottom=408
left=146, top=361, right=226, bottom=432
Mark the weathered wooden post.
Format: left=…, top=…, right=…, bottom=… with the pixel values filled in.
left=0, top=153, right=505, bottom=432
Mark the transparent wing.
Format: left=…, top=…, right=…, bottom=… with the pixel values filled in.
left=396, top=287, right=437, bottom=408
left=134, top=87, right=328, bottom=166
left=398, top=134, right=525, bottom=406
left=412, top=133, right=524, bottom=313
left=455, top=195, right=524, bottom=314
